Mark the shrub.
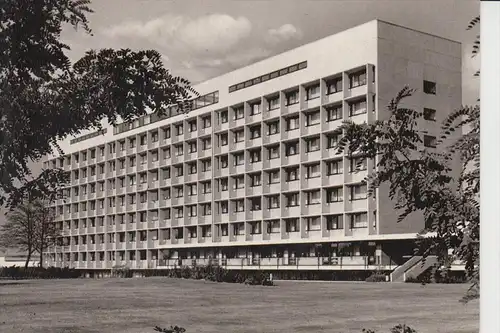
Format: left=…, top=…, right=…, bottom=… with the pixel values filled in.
left=365, top=272, right=387, bottom=282
left=154, top=326, right=186, bottom=333
left=0, top=266, right=82, bottom=279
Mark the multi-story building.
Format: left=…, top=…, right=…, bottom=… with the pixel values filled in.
left=44, top=20, right=462, bottom=277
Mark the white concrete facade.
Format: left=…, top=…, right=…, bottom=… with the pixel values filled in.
left=44, top=20, right=462, bottom=271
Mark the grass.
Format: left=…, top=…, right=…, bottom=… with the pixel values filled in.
left=0, top=278, right=478, bottom=333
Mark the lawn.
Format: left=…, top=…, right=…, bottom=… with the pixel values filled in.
left=0, top=278, right=478, bottom=333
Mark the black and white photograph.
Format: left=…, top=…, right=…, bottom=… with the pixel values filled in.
left=0, top=0, right=495, bottom=332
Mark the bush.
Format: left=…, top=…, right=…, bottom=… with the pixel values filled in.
left=154, top=326, right=186, bottom=333
left=365, top=272, right=387, bottom=282
left=0, top=266, right=82, bottom=279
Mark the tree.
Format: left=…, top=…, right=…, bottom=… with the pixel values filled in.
left=0, top=199, right=39, bottom=268
left=32, top=198, right=60, bottom=267
left=0, top=0, right=197, bottom=210
left=336, top=19, right=480, bottom=302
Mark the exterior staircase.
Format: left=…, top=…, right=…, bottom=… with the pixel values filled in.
left=390, top=255, right=439, bottom=282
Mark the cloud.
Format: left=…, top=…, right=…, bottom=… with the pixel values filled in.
left=102, top=14, right=252, bottom=55
left=266, top=24, right=303, bottom=44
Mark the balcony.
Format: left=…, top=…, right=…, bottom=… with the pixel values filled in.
left=198, top=148, right=211, bottom=159
left=282, top=154, right=300, bottom=166
left=148, top=220, right=159, bottom=229
left=302, top=176, right=322, bottom=190
left=345, top=199, right=368, bottom=212
left=263, top=208, right=281, bottom=219
left=281, top=128, right=299, bottom=141
left=345, top=170, right=367, bottom=184
left=302, top=97, right=321, bottom=110
left=246, top=161, right=262, bottom=173
left=281, top=180, right=300, bottom=192
left=231, top=211, right=245, bottom=222
left=282, top=206, right=301, bottom=217
left=263, top=182, right=281, bottom=194
left=301, top=123, right=321, bottom=137
left=263, top=157, right=281, bottom=170
left=323, top=173, right=343, bottom=186
left=323, top=91, right=343, bottom=105
left=349, top=113, right=368, bottom=125
left=159, top=178, right=171, bottom=188
left=116, top=168, right=125, bottom=177
left=232, top=164, right=245, bottom=175
left=323, top=201, right=344, bottom=214
left=137, top=163, right=147, bottom=173
left=230, top=141, right=245, bottom=152
left=263, top=107, right=280, bottom=120
left=198, top=171, right=212, bottom=181
left=149, top=161, right=159, bottom=170
left=302, top=150, right=322, bottom=163
left=282, top=103, right=300, bottom=115
left=247, top=137, right=262, bottom=149
left=263, top=133, right=280, bottom=145
left=246, top=210, right=262, bottom=221
left=301, top=204, right=320, bottom=216
left=230, top=188, right=245, bottom=198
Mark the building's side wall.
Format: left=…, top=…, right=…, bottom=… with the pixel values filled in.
left=376, top=21, right=462, bottom=235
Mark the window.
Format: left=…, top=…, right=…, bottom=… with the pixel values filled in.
left=286, top=167, right=299, bottom=181
left=220, top=201, right=229, bottom=214
left=188, top=141, right=197, bottom=153
left=175, top=144, right=183, bottom=156
left=350, top=184, right=367, bottom=200
left=220, top=178, right=228, bottom=191
left=250, top=221, right=261, bottom=234
left=305, top=137, right=320, bottom=152
left=175, top=165, right=183, bottom=177
left=173, top=124, right=183, bottom=136
left=349, top=70, right=367, bottom=88
left=175, top=207, right=184, bottom=218
left=250, top=126, right=261, bottom=139
left=201, top=159, right=211, bottom=172
left=82, top=152, right=87, bottom=161
left=267, top=195, right=280, bottom=209
left=139, top=154, right=147, bottom=165
left=250, top=173, right=261, bottom=187
left=266, top=220, right=280, bottom=234
left=233, top=176, right=244, bottom=189
left=424, top=135, right=437, bottom=148
left=219, top=133, right=228, bottom=146
left=233, top=153, right=244, bottom=166
left=286, top=116, right=299, bottom=131
left=285, top=219, right=299, bottom=232
left=305, top=111, right=320, bottom=126
left=327, top=160, right=342, bottom=175
left=350, top=212, right=368, bottom=228
left=187, top=205, right=197, bottom=217
left=202, top=203, right=212, bottom=216
left=423, top=80, right=436, bottom=95
left=151, top=132, right=158, bottom=142
left=202, top=116, right=211, bottom=128
left=250, top=150, right=261, bottom=163
left=305, top=216, right=321, bottom=231
left=286, top=193, right=299, bottom=207
left=233, top=129, right=244, bottom=143
left=220, top=224, right=229, bottom=236
left=305, top=190, right=320, bottom=205
left=285, top=91, right=299, bottom=106
left=267, top=145, right=280, bottom=159
left=163, top=127, right=171, bottom=139
left=151, top=151, right=159, bottom=162
left=202, top=137, right=211, bottom=150
left=267, top=121, right=279, bottom=135
left=233, top=223, right=244, bottom=235
left=202, top=181, right=211, bottom=194
left=220, top=110, right=228, bottom=123
left=327, top=215, right=343, bottom=230
left=326, top=132, right=340, bottom=149
left=423, top=108, right=436, bottom=121
left=267, top=170, right=280, bottom=184
left=128, top=138, right=136, bottom=149
left=285, top=141, right=299, bottom=156
left=267, top=97, right=280, bottom=110
left=305, top=163, right=320, bottom=178
left=234, top=200, right=244, bottom=212
left=326, top=78, right=342, bottom=94
left=349, top=100, right=367, bottom=116
left=249, top=102, right=261, bottom=115
left=220, top=155, right=228, bottom=169
left=140, top=135, right=147, bottom=146
left=163, top=147, right=171, bottom=160
left=327, top=105, right=342, bottom=121
left=188, top=120, right=197, bottom=132
left=188, top=162, right=197, bottom=174
left=306, top=85, right=320, bottom=100
left=234, top=107, right=244, bottom=120
left=326, top=187, right=343, bottom=203
left=250, top=197, right=261, bottom=211
left=349, top=157, right=367, bottom=172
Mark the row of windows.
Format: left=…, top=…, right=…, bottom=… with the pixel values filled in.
left=54, top=183, right=370, bottom=218
left=55, top=213, right=371, bottom=244
left=229, top=61, right=308, bottom=93
left=70, top=129, right=107, bottom=145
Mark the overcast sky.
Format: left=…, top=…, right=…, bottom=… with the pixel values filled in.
left=62, top=0, right=479, bottom=105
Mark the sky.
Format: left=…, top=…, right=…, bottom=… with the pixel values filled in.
left=61, top=0, right=480, bottom=105
left=0, top=0, right=480, bottom=229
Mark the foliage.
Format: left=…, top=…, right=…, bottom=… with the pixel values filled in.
left=0, top=0, right=197, bottom=209
left=362, top=325, right=417, bottom=333
left=0, top=266, right=81, bottom=279
left=365, top=271, right=388, bottom=282
left=153, top=326, right=186, bottom=333
left=336, top=85, right=479, bottom=302
left=111, top=266, right=133, bottom=278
